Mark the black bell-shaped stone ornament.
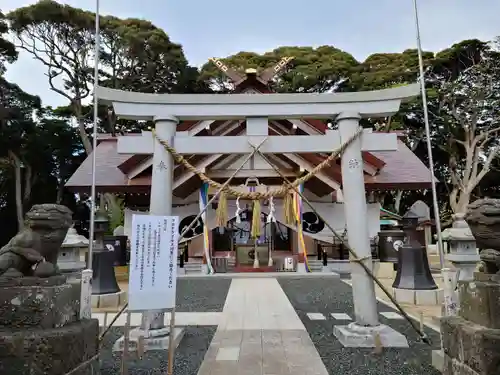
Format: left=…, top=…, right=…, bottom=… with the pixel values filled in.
left=90, top=209, right=120, bottom=295
left=92, top=250, right=121, bottom=295
left=392, top=210, right=438, bottom=290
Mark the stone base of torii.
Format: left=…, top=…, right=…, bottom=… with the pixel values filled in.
left=96, top=84, right=423, bottom=349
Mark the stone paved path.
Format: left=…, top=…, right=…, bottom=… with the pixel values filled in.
left=196, top=278, right=329, bottom=375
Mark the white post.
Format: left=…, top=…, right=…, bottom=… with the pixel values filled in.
left=337, top=112, right=379, bottom=327
left=333, top=112, right=408, bottom=348
left=142, top=115, right=178, bottom=332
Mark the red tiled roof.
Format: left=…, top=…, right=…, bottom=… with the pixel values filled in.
left=65, top=139, right=136, bottom=192
left=65, top=136, right=432, bottom=194
left=366, top=140, right=434, bottom=189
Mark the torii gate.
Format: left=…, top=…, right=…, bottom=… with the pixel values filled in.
left=97, top=83, right=419, bottom=348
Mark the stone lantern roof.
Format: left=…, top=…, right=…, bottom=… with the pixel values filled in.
left=62, top=227, right=89, bottom=248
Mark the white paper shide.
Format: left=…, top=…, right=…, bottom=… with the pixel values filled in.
left=128, top=215, right=179, bottom=311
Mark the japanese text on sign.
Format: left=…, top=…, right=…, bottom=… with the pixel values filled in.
left=129, top=215, right=179, bottom=311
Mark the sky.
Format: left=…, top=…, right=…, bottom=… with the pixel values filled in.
left=3, top=0, right=500, bottom=107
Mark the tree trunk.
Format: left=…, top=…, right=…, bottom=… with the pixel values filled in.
left=73, top=102, right=93, bottom=155
left=455, top=191, right=471, bottom=214
left=56, top=181, right=65, bottom=204
left=8, top=151, right=24, bottom=230
left=22, top=165, right=34, bottom=209
left=394, top=191, right=403, bottom=214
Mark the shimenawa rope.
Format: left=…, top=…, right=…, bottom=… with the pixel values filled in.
left=152, top=127, right=364, bottom=200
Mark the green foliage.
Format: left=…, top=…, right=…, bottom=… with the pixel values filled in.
left=0, top=10, right=18, bottom=74
left=200, top=46, right=359, bottom=93
left=106, top=194, right=125, bottom=235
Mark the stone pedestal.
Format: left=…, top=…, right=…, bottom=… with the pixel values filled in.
left=436, top=273, right=500, bottom=375
left=91, top=290, right=127, bottom=309
left=392, top=287, right=444, bottom=305
left=0, top=276, right=99, bottom=375
left=113, top=326, right=185, bottom=352
left=333, top=322, right=409, bottom=348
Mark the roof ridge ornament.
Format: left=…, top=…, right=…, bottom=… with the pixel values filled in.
left=208, top=56, right=295, bottom=86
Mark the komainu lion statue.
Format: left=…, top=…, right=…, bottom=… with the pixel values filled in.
left=465, top=198, right=500, bottom=275
left=0, top=204, right=73, bottom=278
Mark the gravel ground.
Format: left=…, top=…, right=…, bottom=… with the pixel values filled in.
left=99, top=326, right=216, bottom=375
left=176, top=278, right=231, bottom=312
left=278, top=277, right=441, bottom=375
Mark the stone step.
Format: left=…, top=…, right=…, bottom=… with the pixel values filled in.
left=183, top=261, right=203, bottom=274
left=307, top=259, right=324, bottom=272
left=428, top=254, right=453, bottom=269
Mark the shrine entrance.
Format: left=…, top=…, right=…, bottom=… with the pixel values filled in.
left=211, top=209, right=292, bottom=269
left=96, top=81, right=420, bottom=347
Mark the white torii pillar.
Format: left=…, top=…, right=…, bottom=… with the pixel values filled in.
left=333, top=112, right=408, bottom=347
left=118, top=116, right=179, bottom=351
left=144, top=116, right=178, bottom=332
left=337, top=112, right=378, bottom=326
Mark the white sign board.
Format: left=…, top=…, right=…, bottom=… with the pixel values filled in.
left=129, top=215, right=179, bottom=312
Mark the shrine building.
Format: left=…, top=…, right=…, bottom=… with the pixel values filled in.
left=66, top=58, right=433, bottom=272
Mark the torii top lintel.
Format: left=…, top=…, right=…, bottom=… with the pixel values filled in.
left=95, top=83, right=420, bottom=121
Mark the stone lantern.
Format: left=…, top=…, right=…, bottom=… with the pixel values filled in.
left=94, top=209, right=110, bottom=247
left=58, top=226, right=88, bottom=279
left=443, top=213, right=480, bottom=283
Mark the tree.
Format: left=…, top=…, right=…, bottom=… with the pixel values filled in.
left=431, top=39, right=500, bottom=214
left=8, top=0, right=201, bottom=150
left=98, top=15, right=203, bottom=134
left=199, top=46, right=359, bottom=93
left=100, top=16, right=196, bottom=94
left=8, top=0, right=96, bottom=153
left=0, top=78, right=83, bottom=232
left=0, top=76, right=41, bottom=228
left=0, top=10, right=18, bottom=74
left=36, top=110, right=86, bottom=203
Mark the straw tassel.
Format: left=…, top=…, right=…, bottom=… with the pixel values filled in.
left=216, top=191, right=228, bottom=228
left=251, top=200, right=261, bottom=238
left=284, top=192, right=295, bottom=225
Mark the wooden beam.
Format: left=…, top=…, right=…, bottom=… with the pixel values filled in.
left=127, top=158, right=152, bottom=179
left=258, top=57, right=294, bottom=83
left=272, top=120, right=383, bottom=175
left=187, top=120, right=215, bottom=136
left=209, top=57, right=244, bottom=83
left=173, top=154, right=221, bottom=189
left=207, top=169, right=296, bottom=178
left=284, top=153, right=342, bottom=195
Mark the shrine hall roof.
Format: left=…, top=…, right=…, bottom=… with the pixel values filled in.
left=65, top=133, right=433, bottom=195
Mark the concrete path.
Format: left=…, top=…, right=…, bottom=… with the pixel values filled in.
left=197, top=278, right=328, bottom=375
